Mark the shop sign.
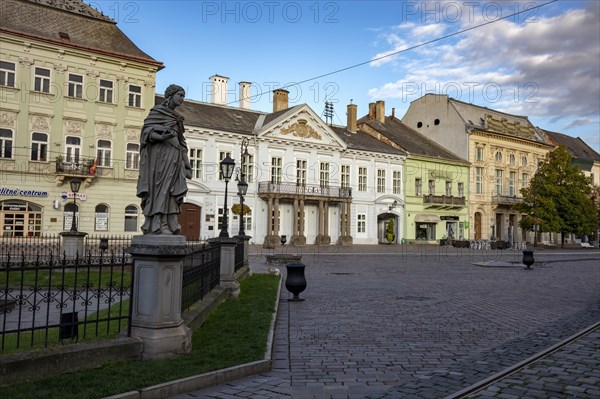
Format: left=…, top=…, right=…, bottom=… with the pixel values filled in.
left=440, top=216, right=459, bottom=221
left=0, top=188, right=49, bottom=197
left=60, top=192, right=87, bottom=201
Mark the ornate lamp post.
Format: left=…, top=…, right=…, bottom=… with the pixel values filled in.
left=236, top=137, right=250, bottom=237
left=69, top=178, right=81, bottom=232
left=219, top=155, right=235, bottom=238
left=237, top=173, right=248, bottom=236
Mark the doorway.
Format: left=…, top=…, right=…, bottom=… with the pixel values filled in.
left=179, top=203, right=201, bottom=240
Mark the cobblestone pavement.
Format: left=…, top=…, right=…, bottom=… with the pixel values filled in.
left=466, top=328, right=600, bottom=399
left=170, top=246, right=600, bottom=399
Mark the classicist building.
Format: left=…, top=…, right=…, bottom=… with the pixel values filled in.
left=356, top=101, right=470, bottom=243
left=175, top=76, right=406, bottom=245
left=0, top=0, right=163, bottom=236
left=402, top=94, right=554, bottom=243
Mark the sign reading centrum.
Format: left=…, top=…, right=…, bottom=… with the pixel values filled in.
left=0, top=188, right=49, bottom=197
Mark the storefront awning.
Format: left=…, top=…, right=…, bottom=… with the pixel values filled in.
left=414, top=214, right=440, bottom=223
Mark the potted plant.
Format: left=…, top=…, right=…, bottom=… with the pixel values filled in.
left=385, top=219, right=395, bottom=244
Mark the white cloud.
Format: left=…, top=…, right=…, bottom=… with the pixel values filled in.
left=369, top=2, right=600, bottom=126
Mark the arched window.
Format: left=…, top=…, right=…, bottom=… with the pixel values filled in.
left=495, top=151, right=503, bottom=162
left=521, top=156, right=528, bottom=167
left=63, top=202, right=79, bottom=231
left=95, top=204, right=109, bottom=231
left=509, top=153, right=515, bottom=165
left=124, top=205, right=139, bottom=232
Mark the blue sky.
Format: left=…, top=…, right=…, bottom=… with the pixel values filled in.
left=90, top=0, right=599, bottom=151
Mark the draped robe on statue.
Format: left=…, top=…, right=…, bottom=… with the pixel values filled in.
left=136, top=104, right=188, bottom=235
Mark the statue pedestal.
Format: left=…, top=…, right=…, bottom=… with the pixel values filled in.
left=59, top=231, right=87, bottom=259
left=128, top=235, right=192, bottom=359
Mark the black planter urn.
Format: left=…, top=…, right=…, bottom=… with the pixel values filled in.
left=285, top=262, right=306, bottom=302
left=522, top=250, right=534, bottom=270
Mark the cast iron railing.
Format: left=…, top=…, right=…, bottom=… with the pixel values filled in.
left=258, top=181, right=352, bottom=199
left=234, top=238, right=244, bottom=272
left=181, top=242, right=221, bottom=311
left=0, top=249, right=132, bottom=352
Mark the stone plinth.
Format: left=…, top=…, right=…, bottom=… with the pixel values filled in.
left=59, top=231, right=88, bottom=259
left=290, top=235, right=306, bottom=246
left=338, top=235, right=353, bottom=246
left=208, top=237, right=240, bottom=297
left=315, top=235, right=331, bottom=245
left=128, top=235, right=192, bottom=359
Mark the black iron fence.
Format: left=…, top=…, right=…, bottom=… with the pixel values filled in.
left=181, top=242, right=221, bottom=311
left=1, top=249, right=132, bottom=352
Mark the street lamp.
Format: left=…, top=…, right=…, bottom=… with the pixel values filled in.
left=69, top=178, right=81, bottom=232
left=219, top=155, right=235, bottom=238
left=237, top=173, right=248, bottom=236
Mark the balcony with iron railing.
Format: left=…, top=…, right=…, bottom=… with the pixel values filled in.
left=258, top=181, right=352, bottom=200
left=423, top=194, right=466, bottom=208
left=491, top=194, right=523, bottom=206
left=55, top=156, right=97, bottom=187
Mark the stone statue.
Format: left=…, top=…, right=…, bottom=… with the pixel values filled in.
left=136, top=84, right=191, bottom=235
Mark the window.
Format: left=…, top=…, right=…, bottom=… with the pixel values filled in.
left=415, top=178, right=422, bottom=196
left=241, top=153, right=254, bottom=183
left=320, top=162, right=330, bottom=188
left=495, top=151, right=503, bottom=163
left=296, top=159, right=306, bottom=186
left=357, top=214, right=366, bottom=233
left=475, top=167, right=483, bottom=194
left=218, top=151, right=231, bottom=180
left=458, top=182, right=464, bottom=197
left=34, top=67, right=50, bottom=93
left=428, top=179, right=435, bottom=195
left=0, top=61, right=16, bottom=87
left=509, top=153, right=516, bottom=165
left=341, top=165, right=350, bottom=189
left=31, top=132, right=48, bottom=161
left=521, top=156, right=528, bottom=167
left=509, top=172, right=516, bottom=196
left=67, top=73, right=83, bottom=98
left=128, top=84, right=142, bottom=107
left=96, top=140, right=112, bottom=167
left=189, top=148, right=203, bottom=179
left=522, top=173, right=529, bottom=189
left=271, top=157, right=282, bottom=184
left=0, top=129, right=13, bottom=159
left=99, top=79, right=113, bottom=103
left=393, top=171, right=401, bottom=194
left=65, top=136, right=81, bottom=163
left=358, top=167, right=367, bottom=192
left=242, top=209, right=252, bottom=233
left=94, top=204, right=109, bottom=231
left=495, top=170, right=503, bottom=195
left=445, top=181, right=452, bottom=196
left=476, top=147, right=484, bottom=161
left=124, top=205, right=139, bottom=232
left=377, top=169, right=386, bottom=193
left=126, top=143, right=139, bottom=169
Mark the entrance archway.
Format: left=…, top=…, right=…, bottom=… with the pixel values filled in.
left=179, top=203, right=201, bottom=240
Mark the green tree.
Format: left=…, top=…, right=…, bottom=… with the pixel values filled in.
left=385, top=218, right=395, bottom=244
left=516, top=146, right=595, bottom=247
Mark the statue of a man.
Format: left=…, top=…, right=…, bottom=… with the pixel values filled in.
left=136, top=84, right=191, bottom=235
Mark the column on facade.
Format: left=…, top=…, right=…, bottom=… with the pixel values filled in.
left=318, top=200, right=324, bottom=237
left=266, top=197, right=273, bottom=236
left=274, top=197, right=280, bottom=237
left=293, top=198, right=299, bottom=235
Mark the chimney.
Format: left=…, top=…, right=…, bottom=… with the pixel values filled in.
left=368, top=102, right=376, bottom=119
left=347, top=103, right=357, bottom=133
left=210, top=74, right=229, bottom=105
left=375, top=100, right=385, bottom=123
left=273, top=89, right=289, bottom=113
left=391, top=107, right=395, bottom=120
left=239, top=81, right=251, bottom=110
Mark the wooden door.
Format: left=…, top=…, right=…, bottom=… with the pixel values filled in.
left=474, top=212, right=482, bottom=240
left=179, top=203, right=201, bottom=240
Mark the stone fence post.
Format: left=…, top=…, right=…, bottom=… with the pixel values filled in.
left=209, top=237, right=240, bottom=297
left=127, top=235, right=192, bottom=359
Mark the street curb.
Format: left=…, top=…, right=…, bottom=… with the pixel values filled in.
left=444, top=321, right=600, bottom=399
left=103, top=274, right=282, bottom=399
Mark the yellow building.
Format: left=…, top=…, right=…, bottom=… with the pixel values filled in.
left=402, top=94, right=554, bottom=244
left=0, top=0, right=162, bottom=236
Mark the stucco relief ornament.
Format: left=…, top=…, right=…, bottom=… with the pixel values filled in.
left=96, top=124, right=112, bottom=138
left=125, top=129, right=140, bottom=141
left=64, top=120, right=83, bottom=134
left=32, top=116, right=50, bottom=131
left=280, top=119, right=322, bottom=140
left=0, top=113, right=16, bottom=128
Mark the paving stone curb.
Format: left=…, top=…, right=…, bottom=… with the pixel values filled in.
left=103, top=274, right=282, bottom=399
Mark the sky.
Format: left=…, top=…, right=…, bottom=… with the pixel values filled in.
left=90, top=0, right=600, bottom=152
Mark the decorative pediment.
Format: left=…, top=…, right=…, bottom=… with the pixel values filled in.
left=259, top=106, right=346, bottom=149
